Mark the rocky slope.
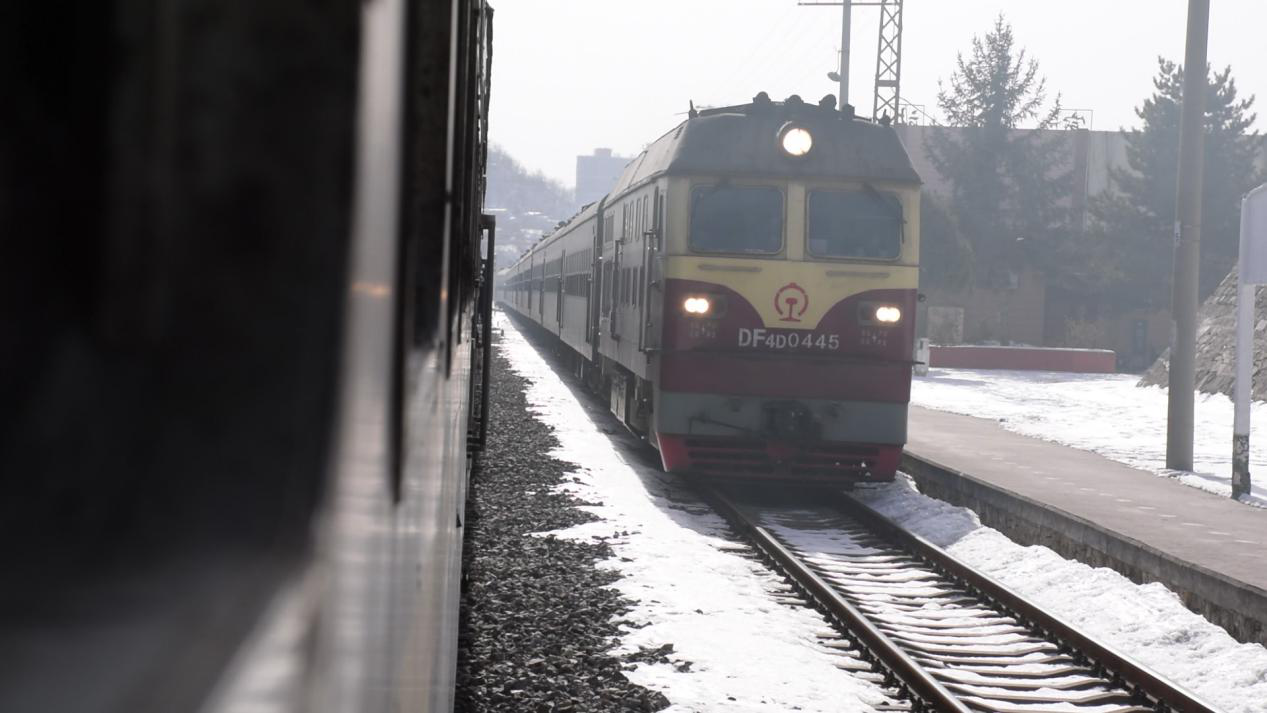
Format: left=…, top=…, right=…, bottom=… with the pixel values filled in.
left=1139, top=267, right=1267, bottom=398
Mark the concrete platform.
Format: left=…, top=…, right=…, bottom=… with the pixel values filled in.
left=903, top=406, right=1267, bottom=647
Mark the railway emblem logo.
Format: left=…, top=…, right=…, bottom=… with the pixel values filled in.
left=774, top=282, right=809, bottom=322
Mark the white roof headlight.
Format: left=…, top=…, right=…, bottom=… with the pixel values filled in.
left=780, top=126, right=813, bottom=157
left=874, top=305, right=902, bottom=324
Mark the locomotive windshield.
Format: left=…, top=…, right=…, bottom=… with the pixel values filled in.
left=689, top=185, right=783, bottom=254
left=807, top=188, right=903, bottom=260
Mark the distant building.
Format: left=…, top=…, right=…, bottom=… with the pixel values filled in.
left=895, top=124, right=1266, bottom=367
left=893, top=126, right=1140, bottom=230
left=575, top=148, right=630, bottom=208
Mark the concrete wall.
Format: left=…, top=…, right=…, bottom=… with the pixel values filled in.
left=897, top=126, right=1102, bottom=350
left=897, top=125, right=1174, bottom=359
left=893, top=125, right=1118, bottom=212
left=897, top=126, right=1266, bottom=359
left=921, top=267, right=1047, bottom=346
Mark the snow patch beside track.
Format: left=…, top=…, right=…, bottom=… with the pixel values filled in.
left=855, top=478, right=1267, bottom=711
left=503, top=312, right=1267, bottom=711
left=499, top=312, right=888, bottom=712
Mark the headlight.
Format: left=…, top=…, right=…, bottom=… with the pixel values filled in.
left=874, top=305, right=902, bottom=323
left=779, top=126, right=813, bottom=157
left=683, top=296, right=712, bottom=315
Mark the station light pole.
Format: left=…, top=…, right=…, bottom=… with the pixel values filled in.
left=800, top=0, right=904, bottom=117
left=838, top=0, right=852, bottom=108
left=1166, top=0, right=1209, bottom=473
left=813, top=0, right=853, bottom=110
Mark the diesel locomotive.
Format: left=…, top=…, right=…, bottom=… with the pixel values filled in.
left=501, top=94, right=921, bottom=482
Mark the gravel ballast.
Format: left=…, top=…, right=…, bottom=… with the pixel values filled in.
left=455, top=337, right=671, bottom=713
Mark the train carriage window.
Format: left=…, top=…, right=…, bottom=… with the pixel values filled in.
left=689, top=185, right=783, bottom=254
left=602, top=262, right=613, bottom=311
left=807, top=188, right=904, bottom=260
left=635, top=198, right=641, bottom=240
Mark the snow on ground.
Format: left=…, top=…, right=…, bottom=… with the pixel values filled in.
left=500, top=312, right=1267, bottom=711
left=497, top=312, right=888, bottom=712
left=913, top=368, right=1267, bottom=507
left=854, top=479, right=1267, bottom=712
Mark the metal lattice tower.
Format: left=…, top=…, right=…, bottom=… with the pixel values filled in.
left=872, top=0, right=903, bottom=122
left=798, top=0, right=906, bottom=122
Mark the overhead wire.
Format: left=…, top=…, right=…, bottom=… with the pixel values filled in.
left=721, top=8, right=799, bottom=84
left=718, top=7, right=815, bottom=103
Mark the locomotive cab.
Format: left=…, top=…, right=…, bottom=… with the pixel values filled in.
left=499, top=95, right=921, bottom=484
left=647, top=98, right=921, bottom=482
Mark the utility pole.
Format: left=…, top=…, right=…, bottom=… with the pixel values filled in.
left=801, top=0, right=905, bottom=117
left=838, top=0, right=852, bottom=109
left=1167, top=0, right=1210, bottom=472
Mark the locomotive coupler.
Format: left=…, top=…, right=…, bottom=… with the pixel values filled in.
left=760, top=401, right=821, bottom=442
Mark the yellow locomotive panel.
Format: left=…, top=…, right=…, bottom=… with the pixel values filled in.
left=663, top=257, right=918, bottom=330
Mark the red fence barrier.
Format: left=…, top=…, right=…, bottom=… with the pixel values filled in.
left=928, top=346, right=1116, bottom=373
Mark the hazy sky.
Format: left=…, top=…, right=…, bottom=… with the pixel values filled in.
left=488, top=1, right=1266, bottom=188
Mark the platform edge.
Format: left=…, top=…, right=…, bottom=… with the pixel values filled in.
left=901, top=451, right=1267, bottom=648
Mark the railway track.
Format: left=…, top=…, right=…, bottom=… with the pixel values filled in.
left=703, top=485, right=1219, bottom=713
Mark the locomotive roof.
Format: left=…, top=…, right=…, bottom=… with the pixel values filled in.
left=608, top=96, right=921, bottom=197
left=515, top=97, right=922, bottom=265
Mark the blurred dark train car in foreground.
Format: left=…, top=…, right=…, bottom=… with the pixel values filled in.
left=0, top=1, right=493, bottom=711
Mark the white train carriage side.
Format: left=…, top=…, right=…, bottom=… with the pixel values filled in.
left=502, top=149, right=667, bottom=427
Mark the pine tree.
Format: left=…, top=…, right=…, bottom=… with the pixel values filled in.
left=918, top=191, right=972, bottom=290
left=1093, top=59, right=1261, bottom=310
left=926, top=15, right=1073, bottom=289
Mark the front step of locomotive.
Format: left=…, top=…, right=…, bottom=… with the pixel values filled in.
left=656, top=429, right=902, bottom=483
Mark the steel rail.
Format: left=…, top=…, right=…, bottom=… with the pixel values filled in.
left=827, top=490, right=1220, bottom=713
left=702, top=486, right=972, bottom=713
